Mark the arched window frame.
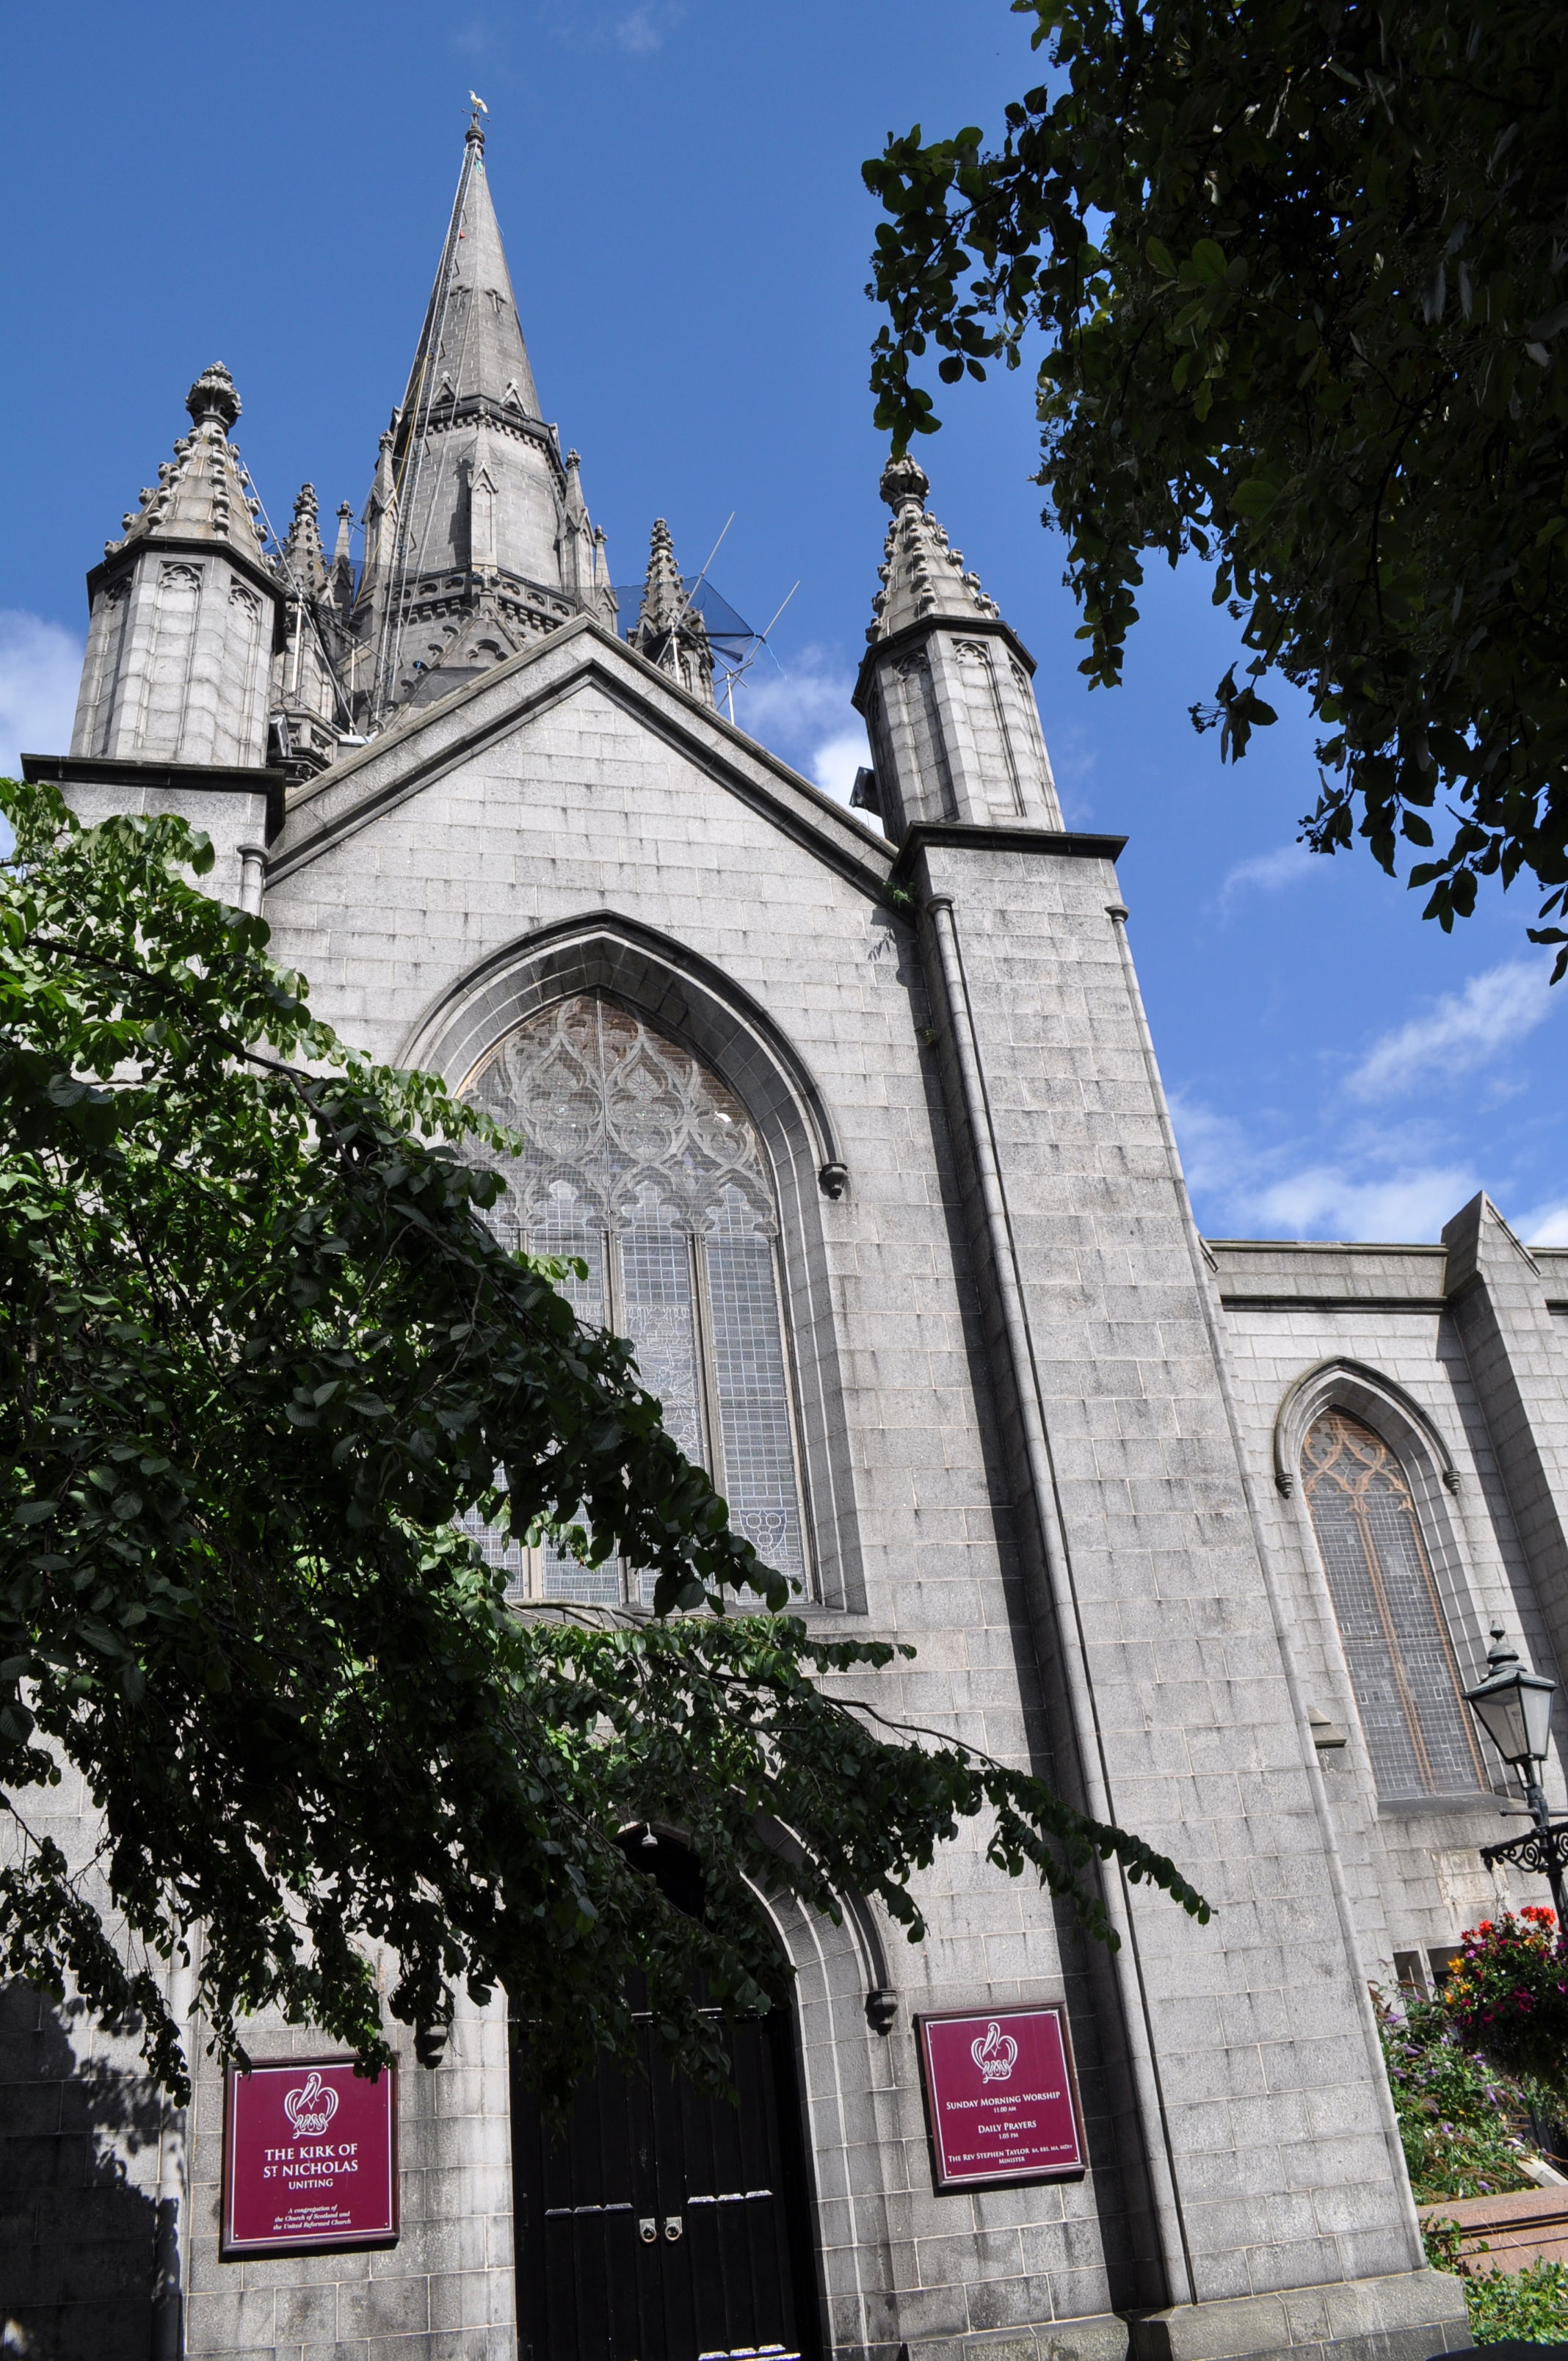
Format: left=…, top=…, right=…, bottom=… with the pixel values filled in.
left=1274, top=1360, right=1500, bottom=1802
left=401, top=913, right=861, bottom=1609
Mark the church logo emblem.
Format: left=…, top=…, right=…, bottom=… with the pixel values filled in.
left=970, top=2022, right=1017, bottom=2083
left=283, top=2072, right=338, bottom=2137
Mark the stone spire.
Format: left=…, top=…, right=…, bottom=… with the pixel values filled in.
left=866, top=454, right=1002, bottom=640
left=280, top=484, right=327, bottom=597
left=628, top=520, right=714, bottom=706
left=398, top=112, right=541, bottom=426
left=102, top=363, right=269, bottom=574
left=852, top=456, right=1062, bottom=839
left=68, top=363, right=283, bottom=770
left=273, top=485, right=348, bottom=785
left=329, top=501, right=355, bottom=619
left=349, top=119, right=613, bottom=727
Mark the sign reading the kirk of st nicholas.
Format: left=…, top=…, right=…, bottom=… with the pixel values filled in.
left=917, top=2006, right=1086, bottom=2191
left=222, top=2058, right=399, bottom=2257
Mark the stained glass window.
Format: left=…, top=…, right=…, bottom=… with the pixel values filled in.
left=1302, top=1410, right=1484, bottom=1798
left=459, top=992, right=808, bottom=1605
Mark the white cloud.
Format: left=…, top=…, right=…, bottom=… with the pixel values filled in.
left=1216, top=839, right=1318, bottom=911
left=0, top=610, right=83, bottom=776
left=729, top=649, right=871, bottom=811
left=1167, top=1089, right=1478, bottom=1244
left=1347, top=959, right=1557, bottom=1102
left=537, top=0, right=686, bottom=48
left=730, top=649, right=853, bottom=744
left=1518, top=1200, right=1568, bottom=1248
left=1244, top=1162, right=1478, bottom=1244
left=613, top=4, right=669, bottom=49
left=810, top=728, right=873, bottom=806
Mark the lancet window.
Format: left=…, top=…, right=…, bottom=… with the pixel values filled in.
left=460, top=991, right=808, bottom=1605
left=1301, top=1409, right=1484, bottom=1799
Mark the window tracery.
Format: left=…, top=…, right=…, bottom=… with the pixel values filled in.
left=1301, top=1409, right=1484, bottom=1799
left=460, top=991, right=808, bottom=1605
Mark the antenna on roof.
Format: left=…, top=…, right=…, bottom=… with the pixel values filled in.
left=719, top=581, right=799, bottom=725
left=615, top=518, right=796, bottom=717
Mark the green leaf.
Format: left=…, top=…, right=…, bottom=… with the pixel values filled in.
left=1230, top=480, right=1278, bottom=521
left=0, top=772, right=1204, bottom=2110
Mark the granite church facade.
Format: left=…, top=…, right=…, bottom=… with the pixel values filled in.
left=10, top=113, right=1568, bottom=2361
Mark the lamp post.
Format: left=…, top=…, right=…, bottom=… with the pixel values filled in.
left=1466, top=1627, right=1568, bottom=1928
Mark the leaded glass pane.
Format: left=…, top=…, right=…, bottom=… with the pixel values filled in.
left=465, top=995, right=775, bottom=1237
left=703, top=1189, right=805, bottom=1586
left=1302, top=1410, right=1483, bottom=1798
left=460, top=992, right=807, bottom=1604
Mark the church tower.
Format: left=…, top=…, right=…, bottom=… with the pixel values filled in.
left=853, top=451, right=1061, bottom=837
left=350, top=109, right=617, bottom=722
left=68, top=361, right=283, bottom=773
left=25, top=360, right=283, bottom=909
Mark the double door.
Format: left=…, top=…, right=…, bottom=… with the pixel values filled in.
left=511, top=2007, right=818, bottom=2361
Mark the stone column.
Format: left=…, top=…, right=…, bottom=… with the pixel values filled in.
left=906, top=819, right=1467, bottom=2361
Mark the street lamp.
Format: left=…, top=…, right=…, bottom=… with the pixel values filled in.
left=1466, top=1628, right=1568, bottom=1927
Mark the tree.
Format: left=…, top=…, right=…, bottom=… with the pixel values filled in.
left=864, top=0, right=1568, bottom=970
left=0, top=779, right=1207, bottom=2108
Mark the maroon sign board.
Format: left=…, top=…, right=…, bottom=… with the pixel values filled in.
left=222, top=2057, right=399, bottom=2258
left=916, top=2006, right=1086, bottom=2191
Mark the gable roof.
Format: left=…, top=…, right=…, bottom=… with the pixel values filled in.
left=269, top=614, right=893, bottom=897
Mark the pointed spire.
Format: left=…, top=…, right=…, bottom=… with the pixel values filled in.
left=868, top=452, right=1001, bottom=642
left=104, top=362, right=269, bottom=570
left=564, top=449, right=587, bottom=527
left=280, top=484, right=327, bottom=595
left=348, top=120, right=606, bottom=732
left=854, top=454, right=1061, bottom=838
left=629, top=520, right=714, bottom=705
left=638, top=518, right=686, bottom=632
left=400, top=128, right=540, bottom=427
left=330, top=501, right=355, bottom=613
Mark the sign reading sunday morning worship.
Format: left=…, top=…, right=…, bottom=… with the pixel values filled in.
left=222, top=2058, right=399, bottom=2257
left=917, top=2006, right=1086, bottom=2191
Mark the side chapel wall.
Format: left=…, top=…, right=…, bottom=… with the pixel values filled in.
left=1211, top=1239, right=1568, bottom=1981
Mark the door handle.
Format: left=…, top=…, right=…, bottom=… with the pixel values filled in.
left=663, top=2215, right=683, bottom=2243
left=639, top=2216, right=657, bottom=2244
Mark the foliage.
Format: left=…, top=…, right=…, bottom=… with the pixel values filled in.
left=1445, top=1908, right=1568, bottom=2106
left=863, top=0, right=1568, bottom=968
left=0, top=777, right=1210, bottom=2108
left=1463, top=2255, right=1568, bottom=2344
left=1376, top=1984, right=1535, bottom=2202
left=1423, top=2215, right=1568, bottom=2347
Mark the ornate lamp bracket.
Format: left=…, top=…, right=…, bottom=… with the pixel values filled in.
left=1479, top=1822, right=1568, bottom=1882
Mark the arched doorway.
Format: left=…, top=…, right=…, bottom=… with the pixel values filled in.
left=509, top=1836, right=822, bottom=2361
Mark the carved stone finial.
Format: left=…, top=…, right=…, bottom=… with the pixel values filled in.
left=879, top=451, right=930, bottom=511
left=186, top=361, right=241, bottom=431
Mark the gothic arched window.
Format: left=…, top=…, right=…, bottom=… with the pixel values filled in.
left=462, top=992, right=808, bottom=1605
left=1301, top=1410, right=1484, bottom=1799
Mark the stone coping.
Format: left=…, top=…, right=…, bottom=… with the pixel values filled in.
left=1418, top=2185, right=1568, bottom=2274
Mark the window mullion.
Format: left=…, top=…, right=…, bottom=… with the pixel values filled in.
left=690, top=1228, right=724, bottom=1487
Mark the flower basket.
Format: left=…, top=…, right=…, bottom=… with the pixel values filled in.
left=1445, top=1910, right=1568, bottom=2108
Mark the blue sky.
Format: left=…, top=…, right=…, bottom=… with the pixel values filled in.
left=2, top=0, right=1562, bottom=1245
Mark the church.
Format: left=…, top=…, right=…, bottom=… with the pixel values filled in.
left=11, top=109, right=1568, bottom=2361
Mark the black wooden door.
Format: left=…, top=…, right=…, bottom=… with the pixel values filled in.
left=511, top=2006, right=819, bottom=2361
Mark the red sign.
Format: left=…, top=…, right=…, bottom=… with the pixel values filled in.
left=222, top=2057, right=399, bottom=2258
left=917, top=2006, right=1086, bottom=2191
